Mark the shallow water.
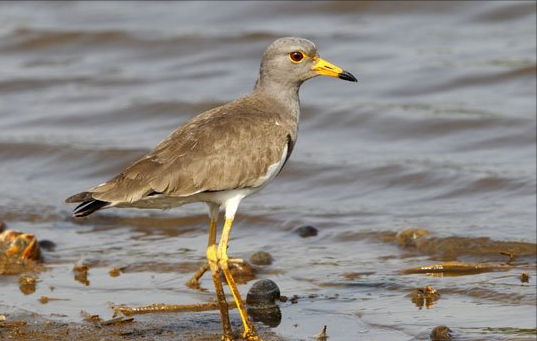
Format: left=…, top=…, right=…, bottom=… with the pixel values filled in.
left=0, top=1, right=535, bottom=340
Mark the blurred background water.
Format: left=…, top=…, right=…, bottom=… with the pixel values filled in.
left=0, top=1, right=535, bottom=340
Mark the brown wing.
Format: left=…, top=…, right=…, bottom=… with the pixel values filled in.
left=87, top=95, right=297, bottom=204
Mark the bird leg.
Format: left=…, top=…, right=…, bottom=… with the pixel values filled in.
left=217, top=217, right=261, bottom=341
left=206, top=217, right=234, bottom=340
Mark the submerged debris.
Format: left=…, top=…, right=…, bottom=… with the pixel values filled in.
left=18, top=274, right=38, bottom=295
left=395, top=228, right=431, bottom=247
left=519, top=272, right=530, bottom=283
left=408, top=285, right=440, bottom=309
left=499, top=251, right=516, bottom=262
left=109, top=266, right=128, bottom=278
left=113, top=301, right=237, bottom=317
left=401, top=261, right=513, bottom=276
left=39, top=296, right=70, bottom=304
left=386, top=227, right=537, bottom=261
left=413, top=236, right=536, bottom=261
left=81, top=310, right=133, bottom=326
left=73, top=259, right=90, bottom=286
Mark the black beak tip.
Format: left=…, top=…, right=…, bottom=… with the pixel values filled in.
left=339, top=70, right=358, bottom=82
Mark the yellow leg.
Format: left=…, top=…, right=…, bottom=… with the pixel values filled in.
left=217, top=218, right=261, bottom=341
left=206, top=218, right=235, bottom=341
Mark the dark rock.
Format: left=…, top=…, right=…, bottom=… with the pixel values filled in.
left=294, top=225, right=318, bottom=238
left=246, top=279, right=280, bottom=306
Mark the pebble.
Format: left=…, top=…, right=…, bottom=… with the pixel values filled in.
left=294, top=225, right=318, bottom=238
left=430, top=325, right=451, bottom=340
left=249, top=251, right=273, bottom=266
left=520, top=272, right=530, bottom=283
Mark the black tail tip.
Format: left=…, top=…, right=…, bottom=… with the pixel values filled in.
left=73, top=200, right=109, bottom=217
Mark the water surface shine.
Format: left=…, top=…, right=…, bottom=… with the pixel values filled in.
left=0, top=2, right=535, bottom=341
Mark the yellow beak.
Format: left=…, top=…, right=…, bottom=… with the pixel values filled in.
left=312, top=57, right=357, bottom=82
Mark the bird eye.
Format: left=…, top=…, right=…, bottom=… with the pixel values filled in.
left=289, top=51, right=305, bottom=63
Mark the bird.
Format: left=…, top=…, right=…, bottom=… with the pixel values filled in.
left=66, top=37, right=357, bottom=341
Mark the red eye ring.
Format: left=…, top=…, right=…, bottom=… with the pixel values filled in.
left=289, top=51, right=305, bottom=63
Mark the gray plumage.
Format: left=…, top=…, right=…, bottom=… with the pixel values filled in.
left=66, top=37, right=356, bottom=217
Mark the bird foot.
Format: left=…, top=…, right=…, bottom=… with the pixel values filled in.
left=244, top=331, right=263, bottom=341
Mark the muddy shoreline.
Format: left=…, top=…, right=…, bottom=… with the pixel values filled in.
left=0, top=312, right=288, bottom=341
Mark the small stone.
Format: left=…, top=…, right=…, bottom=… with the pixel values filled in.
left=249, top=251, right=273, bottom=266
left=246, top=279, right=280, bottom=306
left=294, top=225, right=318, bottom=238
left=520, top=272, right=530, bottom=283
left=430, top=325, right=451, bottom=340
left=289, top=295, right=299, bottom=304
left=109, top=267, right=122, bottom=277
left=228, top=260, right=255, bottom=284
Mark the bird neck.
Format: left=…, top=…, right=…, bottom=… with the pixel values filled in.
left=253, top=79, right=301, bottom=120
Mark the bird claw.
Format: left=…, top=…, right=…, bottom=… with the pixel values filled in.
left=244, top=331, right=263, bottom=341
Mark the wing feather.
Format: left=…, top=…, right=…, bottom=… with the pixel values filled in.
left=88, top=95, right=297, bottom=204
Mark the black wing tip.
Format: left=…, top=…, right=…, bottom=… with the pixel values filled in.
left=65, top=191, right=93, bottom=203
left=72, top=199, right=109, bottom=217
